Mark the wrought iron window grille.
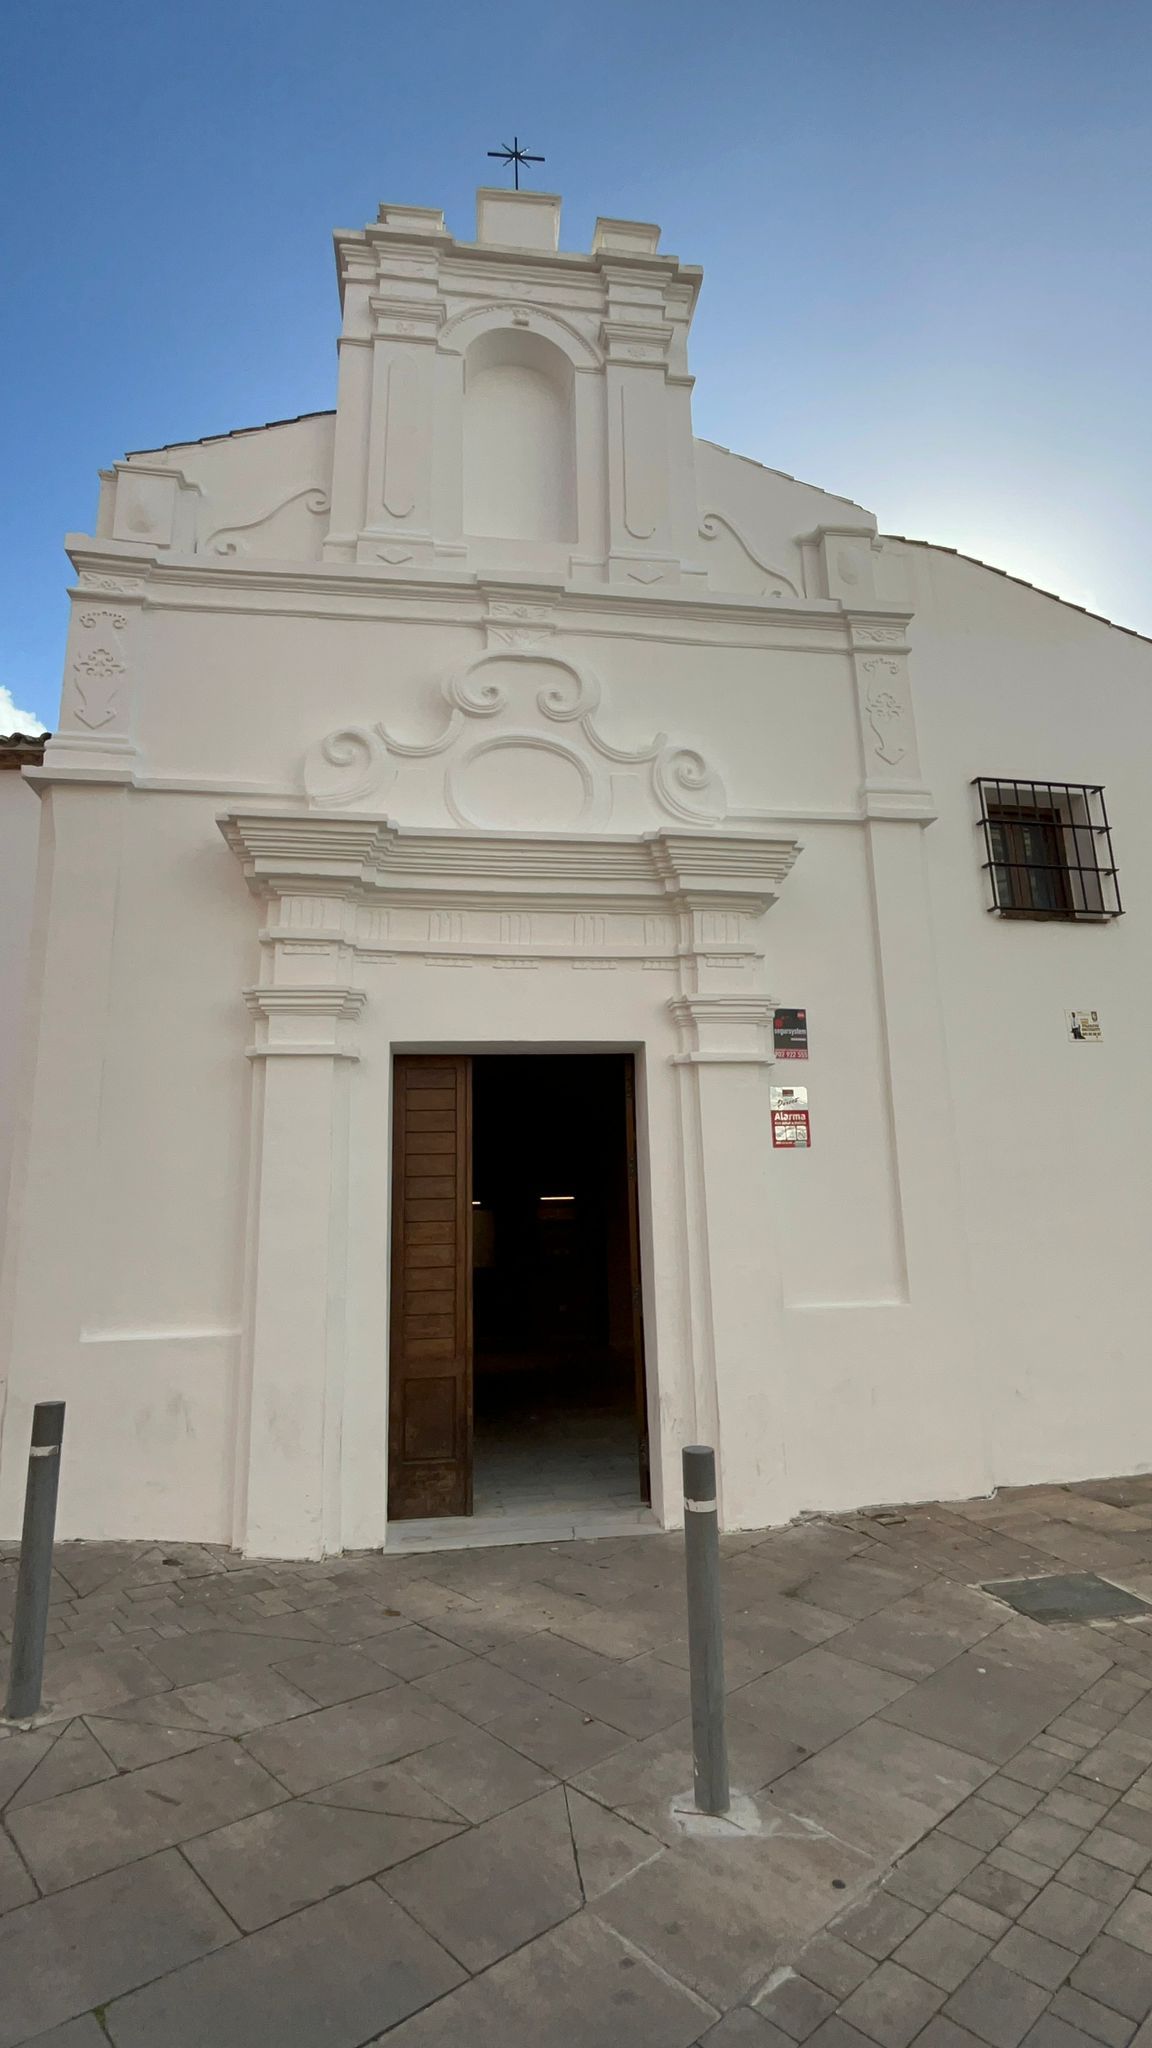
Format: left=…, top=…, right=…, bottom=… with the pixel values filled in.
left=973, top=778, right=1122, bottom=920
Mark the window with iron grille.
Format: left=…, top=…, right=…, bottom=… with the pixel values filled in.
left=974, top=780, right=1122, bottom=919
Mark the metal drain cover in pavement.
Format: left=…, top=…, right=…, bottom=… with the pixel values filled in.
left=983, top=1572, right=1152, bottom=1624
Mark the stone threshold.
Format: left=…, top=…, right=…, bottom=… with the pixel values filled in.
left=385, top=1504, right=663, bottom=1553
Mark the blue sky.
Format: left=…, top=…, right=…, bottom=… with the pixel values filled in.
left=3, top=0, right=1149, bottom=731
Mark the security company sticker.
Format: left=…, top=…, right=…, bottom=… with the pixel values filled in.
left=773, top=1008, right=809, bottom=1059
left=770, top=1085, right=810, bottom=1148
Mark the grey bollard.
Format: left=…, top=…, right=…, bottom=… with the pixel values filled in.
left=4, top=1402, right=66, bottom=1722
left=682, top=1443, right=729, bottom=1816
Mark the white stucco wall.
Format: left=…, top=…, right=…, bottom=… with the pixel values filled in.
left=3, top=187, right=1149, bottom=1555
left=0, top=767, right=43, bottom=1254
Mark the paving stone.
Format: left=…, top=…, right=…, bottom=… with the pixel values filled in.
left=892, top=1909, right=992, bottom=1990
left=7, top=1738, right=288, bottom=1891
left=356, top=1630, right=473, bottom=1679
left=1072, top=1935, right=1152, bottom=2020
left=380, top=1786, right=580, bottom=1971
left=18, top=2020, right=111, bottom=2047
left=97, top=1664, right=321, bottom=1738
left=885, top=1834, right=986, bottom=1911
left=103, top=1878, right=463, bottom=2047
left=1044, top=1791, right=1117, bottom=1831
left=795, top=1933, right=878, bottom=1998
left=1061, top=1854, right=1138, bottom=1908
left=565, top=1786, right=662, bottom=1899
left=1020, top=1882, right=1114, bottom=1952
left=879, top=1649, right=1108, bottom=1769
left=939, top=1798, right=1019, bottom=1851
left=270, top=1645, right=400, bottom=1706
left=749, top=1973, right=835, bottom=2039
left=1084, top=1830, right=1152, bottom=1876
left=0, top=1849, right=234, bottom=2047
left=487, top=1690, right=634, bottom=1777
left=837, top=1959, right=946, bottom=2045
left=411, top=1655, right=554, bottom=1727
left=698, top=2013, right=796, bottom=2046
left=1107, top=1894, right=1152, bottom=1956
left=597, top=1826, right=863, bottom=2011
left=183, top=1798, right=461, bottom=1928
left=914, top=2023, right=996, bottom=2048
left=0, top=1828, right=36, bottom=1912
left=994, top=1847, right=1061, bottom=1890
left=1048, top=1986, right=1138, bottom=2044
left=1006, top=1750, right=1081, bottom=1793
left=81, top=1715, right=219, bottom=1775
left=1021, top=2017, right=1118, bottom=2047
left=803, top=2025, right=881, bottom=2048
left=240, top=1683, right=470, bottom=1794
left=400, top=1726, right=557, bottom=1822
left=982, top=1778, right=1046, bottom=1818
left=822, top=1586, right=1001, bottom=1682
left=303, top=1762, right=467, bottom=1824
left=366, top=1909, right=709, bottom=2047
left=730, top=1651, right=914, bottom=1755
left=5, top=1721, right=116, bottom=1811
left=1100, top=1809, right=1152, bottom=1854
left=942, top=1893, right=1013, bottom=1940
left=1082, top=1750, right=1150, bottom=1793
left=775, top=1725, right=990, bottom=1868
left=562, top=1652, right=693, bottom=1737
left=0, top=1730, right=56, bottom=1808
left=485, top=1629, right=620, bottom=1698
left=834, top=1892, right=926, bottom=1961
left=993, top=1924, right=1079, bottom=1989
left=943, top=1957, right=1051, bottom=2046
left=137, top=1629, right=322, bottom=1688
left=1005, top=1815, right=1092, bottom=1870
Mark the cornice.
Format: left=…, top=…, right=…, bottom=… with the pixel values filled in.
left=220, top=812, right=801, bottom=912
left=65, top=537, right=858, bottom=643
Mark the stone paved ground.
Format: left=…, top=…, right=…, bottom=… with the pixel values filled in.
left=8, top=1480, right=1152, bottom=2042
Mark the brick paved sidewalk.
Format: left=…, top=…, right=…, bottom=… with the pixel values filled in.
left=7, top=1477, right=1152, bottom=2043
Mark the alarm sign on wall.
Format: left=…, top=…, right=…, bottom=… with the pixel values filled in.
left=770, top=1085, right=810, bottom=1148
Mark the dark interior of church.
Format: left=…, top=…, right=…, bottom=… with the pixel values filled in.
left=470, top=1054, right=645, bottom=1512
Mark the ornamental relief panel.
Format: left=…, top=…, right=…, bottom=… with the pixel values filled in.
left=302, top=651, right=728, bottom=832
left=66, top=604, right=131, bottom=732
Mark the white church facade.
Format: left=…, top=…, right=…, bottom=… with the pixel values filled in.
left=2, top=188, right=1150, bottom=1560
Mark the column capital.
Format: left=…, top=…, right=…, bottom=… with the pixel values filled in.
left=244, top=985, right=366, bottom=1060
left=668, top=993, right=777, bottom=1066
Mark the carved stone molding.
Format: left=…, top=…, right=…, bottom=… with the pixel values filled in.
left=221, top=814, right=800, bottom=982
left=301, top=651, right=729, bottom=831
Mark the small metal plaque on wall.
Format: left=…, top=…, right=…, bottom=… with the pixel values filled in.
left=1067, top=1010, right=1102, bottom=1043
left=773, top=1008, right=809, bottom=1059
left=771, top=1085, right=810, bottom=1147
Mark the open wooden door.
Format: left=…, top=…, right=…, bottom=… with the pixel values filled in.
left=623, top=1057, right=651, bottom=1504
left=388, top=1056, right=472, bottom=1518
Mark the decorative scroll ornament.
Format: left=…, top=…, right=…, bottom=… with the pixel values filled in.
left=200, top=486, right=331, bottom=558
left=698, top=514, right=799, bottom=599
left=302, top=652, right=727, bottom=828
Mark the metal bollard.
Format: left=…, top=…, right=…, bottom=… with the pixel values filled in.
left=4, top=1402, right=66, bottom=1722
left=682, top=1443, right=729, bottom=1816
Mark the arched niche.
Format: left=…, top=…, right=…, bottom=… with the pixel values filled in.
left=462, top=328, right=576, bottom=542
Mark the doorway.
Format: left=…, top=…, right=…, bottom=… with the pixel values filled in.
left=388, top=1053, right=648, bottom=1523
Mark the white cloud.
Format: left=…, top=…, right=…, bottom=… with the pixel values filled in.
left=0, top=686, right=48, bottom=736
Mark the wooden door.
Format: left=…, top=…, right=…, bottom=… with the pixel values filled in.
left=623, top=1057, right=651, bottom=1503
left=388, top=1056, right=472, bottom=1518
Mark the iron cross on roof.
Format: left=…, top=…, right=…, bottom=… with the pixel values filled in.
left=486, top=136, right=545, bottom=191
